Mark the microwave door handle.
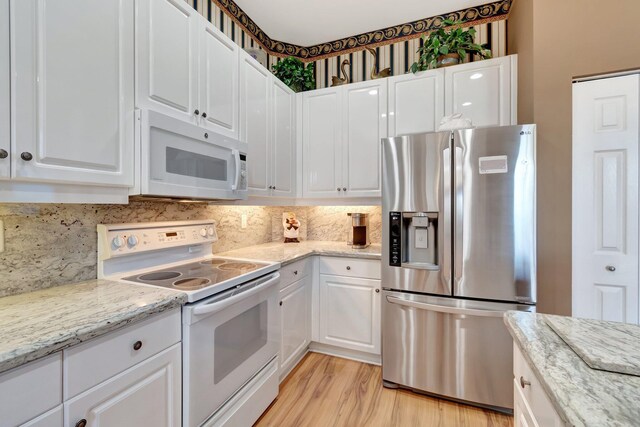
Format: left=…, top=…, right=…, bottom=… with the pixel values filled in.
left=386, top=296, right=505, bottom=318
left=192, top=272, right=280, bottom=316
left=231, top=149, right=240, bottom=191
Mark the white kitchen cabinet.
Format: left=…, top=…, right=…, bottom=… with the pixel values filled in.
left=240, top=50, right=271, bottom=196
left=136, top=0, right=199, bottom=124
left=20, top=406, right=63, bottom=427
left=513, top=344, right=563, bottom=427
left=388, top=69, right=444, bottom=136
left=572, top=74, right=639, bottom=324
left=279, top=277, right=311, bottom=379
left=0, top=0, right=9, bottom=180
left=444, top=55, right=517, bottom=127
left=302, top=87, right=343, bottom=198
left=271, top=78, right=297, bottom=198
left=318, top=274, right=381, bottom=354
left=65, top=344, right=181, bottom=427
left=342, top=80, right=387, bottom=197
left=302, top=81, right=386, bottom=199
left=10, top=0, right=134, bottom=187
left=0, top=353, right=62, bottom=427
left=199, top=21, right=239, bottom=138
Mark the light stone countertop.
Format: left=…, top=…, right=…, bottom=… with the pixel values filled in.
left=216, top=240, right=382, bottom=265
left=504, top=311, right=640, bottom=427
left=0, top=280, right=186, bottom=374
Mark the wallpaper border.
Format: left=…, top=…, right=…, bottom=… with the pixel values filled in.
left=211, top=0, right=512, bottom=62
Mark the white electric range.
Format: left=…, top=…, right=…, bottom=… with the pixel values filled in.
left=97, top=220, right=281, bottom=427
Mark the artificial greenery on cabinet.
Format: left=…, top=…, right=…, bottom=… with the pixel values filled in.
left=272, top=57, right=316, bottom=92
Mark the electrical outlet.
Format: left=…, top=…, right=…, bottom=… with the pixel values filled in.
left=241, top=213, right=247, bottom=229
left=0, top=220, right=4, bottom=253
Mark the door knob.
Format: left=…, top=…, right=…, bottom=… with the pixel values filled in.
left=0, top=149, right=7, bottom=159
left=133, top=340, right=143, bottom=351
left=20, top=152, right=33, bottom=161
left=194, top=109, right=200, bottom=116
left=606, top=265, right=616, bottom=272
left=202, top=112, right=207, bottom=118
left=343, top=187, right=347, bottom=191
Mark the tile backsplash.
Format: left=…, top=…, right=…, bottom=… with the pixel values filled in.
left=0, top=202, right=380, bottom=297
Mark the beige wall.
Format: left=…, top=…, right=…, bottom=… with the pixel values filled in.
left=508, top=0, right=640, bottom=314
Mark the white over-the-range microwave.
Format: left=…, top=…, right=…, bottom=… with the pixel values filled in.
left=130, top=110, right=248, bottom=201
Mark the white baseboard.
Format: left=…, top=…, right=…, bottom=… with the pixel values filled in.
left=308, top=342, right=381, bottom=366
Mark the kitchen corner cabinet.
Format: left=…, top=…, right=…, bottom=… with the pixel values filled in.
left=513, top=345, right=563, bottom=427
left=0, top=0, right=9, bottom=180
left=9, top=0, right=134, bottom=187
left=444, top=55, right=517, bottom=127
left=388, top=69, right=444, bottom=137
left=303, top=80, right=387, bottom=199
left=241, top=51, right=296, bottom=198
left=318, top=258, right=381, bottom=355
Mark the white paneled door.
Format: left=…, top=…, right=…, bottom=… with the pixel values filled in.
left=136, top=0, right=199, bottom=123
left=199, top=21, right=239, bottom=138
left=573, top=74, right=639, bottom=324
left=388, top=69, right=444, bottom=136
left=0, top=0, right=9, bottom=180
left=10, top=0, right=134, bottom=186
left=271, top=78, right=296, bottom=197
left=342, top=80, right=387, bottom=197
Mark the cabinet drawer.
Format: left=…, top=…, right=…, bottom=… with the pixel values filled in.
left=63, top=308, right=181, bottom=399
left=0, top=353, right=62, bottom=427
left=319, top=257, right=381, bottom=280
left=513, top=344, right=563, bottom=426
left=279, top=258, right=313, bottom=289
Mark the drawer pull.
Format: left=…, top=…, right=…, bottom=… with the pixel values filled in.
left=133, top=340, right=143, bottom=351
left=346, top=266, right=351, bottom=270
left=520, top=376, right=531, bottom=388
left=75, top=419, right=87, bottom=427
left=279, top=301, right=283, bottom=306
left=606, top=265, right=616, bottom=272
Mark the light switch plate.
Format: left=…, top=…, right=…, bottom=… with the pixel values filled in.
left=241, top=213, right=247, bottom=229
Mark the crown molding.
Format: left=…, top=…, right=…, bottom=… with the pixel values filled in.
left=213, top=0, right=512, bottom=62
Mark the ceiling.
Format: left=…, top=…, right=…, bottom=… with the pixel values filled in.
left=233, top=0, right=495, bottom=46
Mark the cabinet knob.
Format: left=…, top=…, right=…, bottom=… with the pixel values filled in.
left=20, top=152, right=33, bottom=161
left=75, top=419, right=87, bottom=427
left=202, top=112, right=207, bottom=118
left=273, top=186, right=276, bottom=190
left=204, top=133, right=209, bottom=139
left=519, top=376, right=531, bottom=388
left=337, top=188, right=341, bottom=192
left=194, top=109, right=200, bottom=116
left=375, top=289, right=380, bottom=293
left=293, top=270, right=298, bottom=275
left=346, top=266, right=351, bottom=270
left=279, top=301, right=283, bottom=306
left=0, top=149, right=7, bottom=159
left=343, top=187, right=347, bottom=191
left=133, top=340, right=143, bottom=351
left=606, top=265, right=616, bottom=272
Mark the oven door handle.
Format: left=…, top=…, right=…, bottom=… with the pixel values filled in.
left=192, top=272, right=280, bottom=316
left=386, top=296, right=505, bottom=318
left=231, top=149, right=240, bottom=191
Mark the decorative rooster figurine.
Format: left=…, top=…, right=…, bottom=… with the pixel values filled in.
left=366, top=47, right=391, bottom=79
left=331, top=59, right=350, bottom=86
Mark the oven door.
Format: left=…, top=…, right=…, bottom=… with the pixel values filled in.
left=138, top=109, right=248, bottom=200
left=182, top=272, right=280, bottom=427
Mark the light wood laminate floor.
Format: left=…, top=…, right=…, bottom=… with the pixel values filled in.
left=256, top=352, right=514, bottom=427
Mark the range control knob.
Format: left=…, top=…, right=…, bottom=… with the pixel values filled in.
left=200, top=228, right=207, bottom=237
left=207, top=227, right=215, bottom=236
left=112, top=236, right=125, bottom=249
left=127, top=235, right=139, bottom=247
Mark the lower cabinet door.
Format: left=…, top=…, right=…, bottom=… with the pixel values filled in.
left=279, top=278, right=310, bottom=377
left=20, top=405, right=63, bottom=427
left=65, top=344, right=181, bottom=427
left=514, top=379, right=537, bottom=427
left=319, top=274, right=381, bottom=354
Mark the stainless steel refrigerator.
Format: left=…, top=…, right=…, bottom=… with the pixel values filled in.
left=381, top=125, right=536, bottom=412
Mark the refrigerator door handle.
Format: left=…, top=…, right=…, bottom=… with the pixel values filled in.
left=442, top=146, right=452, bottom=292
left=453, top=144, right=464, bottom=286
left=386, top=296, right=505, bottom=318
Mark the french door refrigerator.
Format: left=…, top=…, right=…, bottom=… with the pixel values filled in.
left=381, top=125, right=536, bottom=412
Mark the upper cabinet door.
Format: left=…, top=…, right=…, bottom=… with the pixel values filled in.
left=444, top=55, right=516, bottom=127
left=342, top=80, right=387, bottom=197
left=10, top=0, right=134, bottom=186
left=572, top=75, right=639, bottom=324
left=240, top=51, right=271, bottom=195
left=302, top=87, right=342, bottom=198
left=0, top=0, right=9, bottom=180
left=136, top=0, right=199, bottom=123
left=271, top=78, right=296, bottom=197
left=199, top=21, right=239, bottom=138
left=388, top=69, right=444, bottom=136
